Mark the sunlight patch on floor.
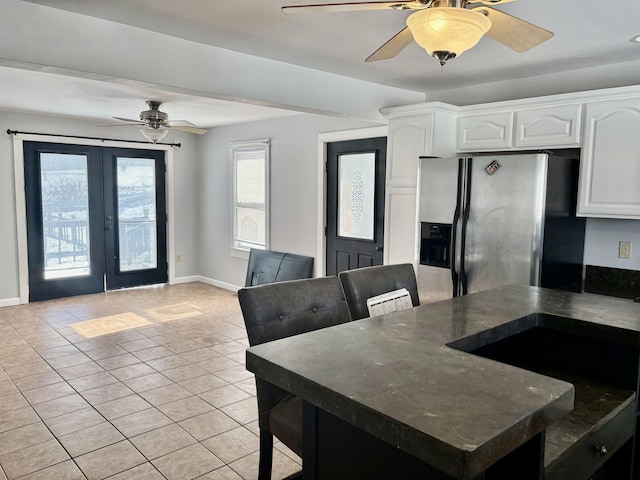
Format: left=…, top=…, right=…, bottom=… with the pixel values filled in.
left=70, top=312, right=153, bottom=337
left=145, top=302, right=203, bottom=322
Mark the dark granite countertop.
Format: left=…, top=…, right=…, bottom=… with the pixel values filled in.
left=245, top=285, right=640, bottom=479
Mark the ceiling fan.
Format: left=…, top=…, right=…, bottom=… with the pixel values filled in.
left=282, top=0, right=553, bottom=66
left=99, top=100, right=207, bottom=143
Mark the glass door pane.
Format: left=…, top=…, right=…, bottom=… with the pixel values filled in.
left=24, top=142, right=105, bottom=301
left=40, top=153, right=91, bottom=279
left=116, top=157, right=158, bottom=272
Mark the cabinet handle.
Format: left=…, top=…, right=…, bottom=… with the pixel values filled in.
left=595, top=445, right=608, bottom=457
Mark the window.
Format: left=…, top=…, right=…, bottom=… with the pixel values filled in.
left=231, top=139, right=270, bottom=251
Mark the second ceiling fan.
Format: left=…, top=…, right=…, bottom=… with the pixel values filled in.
left=282, top=0, right=554, bottom=66
left=101, top=101, right=208, bottom=143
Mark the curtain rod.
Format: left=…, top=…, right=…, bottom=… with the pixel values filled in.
left=6, top=129, right=181, bottom=148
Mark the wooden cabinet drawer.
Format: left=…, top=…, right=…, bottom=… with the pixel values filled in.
left=545, top=395, right=636, bottom=480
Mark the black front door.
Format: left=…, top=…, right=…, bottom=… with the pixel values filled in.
left=326, top=137, right=387, bottom=276
left=24, top=142, right=167, bottom=301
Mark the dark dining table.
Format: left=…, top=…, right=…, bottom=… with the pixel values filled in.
left=246, top=285, right=640, bottom=480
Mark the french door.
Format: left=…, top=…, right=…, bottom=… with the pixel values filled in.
left=24, top=142, right=167, bottom=301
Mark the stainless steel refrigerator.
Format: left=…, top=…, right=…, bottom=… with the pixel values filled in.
left=417, top=152, right=586, bottom=304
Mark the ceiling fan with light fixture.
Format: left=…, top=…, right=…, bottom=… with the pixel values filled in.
left=282, top=0, right=553, bottom=66
left=99, top=100, right=208, bottom=143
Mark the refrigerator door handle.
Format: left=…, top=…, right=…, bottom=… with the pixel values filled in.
left=460, top=157, right=473, bottom=296
left=450, top=158, right=464, bottom=297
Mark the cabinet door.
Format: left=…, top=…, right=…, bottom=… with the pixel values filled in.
left=384, top=116, right=432, bottom=266
left=457, top=112, right=514, bottom=151
left=387, top=115, right=433, bottom=188
left=384, top=111, right=456, bottom=265
left=515, top=105, right=582, bottom=148
left=577, top=99, right=640, bottom=218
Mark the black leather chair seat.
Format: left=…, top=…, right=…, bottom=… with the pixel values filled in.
left=269, top=394, right=303, bottom=458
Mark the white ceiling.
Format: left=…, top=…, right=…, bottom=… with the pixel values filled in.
left=0, top=67, right=300, bottom=128
left=2, top=0, right=639, bottom=129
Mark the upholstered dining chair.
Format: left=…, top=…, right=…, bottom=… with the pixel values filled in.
left=245, top=248, right=314, bottom=287
left=238, top=276, right=351, bottom=480
left=338, top=263, right=420, bottom=320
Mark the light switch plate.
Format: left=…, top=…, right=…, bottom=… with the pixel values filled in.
left=619, top=241, right=632, bottom=259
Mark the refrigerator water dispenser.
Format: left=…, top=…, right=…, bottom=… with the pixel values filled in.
left=420, top=222, right=451, bottom=268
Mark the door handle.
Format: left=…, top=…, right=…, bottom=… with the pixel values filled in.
left=451, top=158, right=464, bottom=298
left=376, top=245, right=383, bottom=252
left=460, top=158, right=472, bottom=296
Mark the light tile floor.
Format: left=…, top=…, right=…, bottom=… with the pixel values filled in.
left=0, top=282, right=301, bottom=479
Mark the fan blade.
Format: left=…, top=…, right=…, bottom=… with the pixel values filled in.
left=475, top=6, right=553, bottom=53
left=366, top=27, right=414, bottom=62
left=170, top=125, right=207, bottom=135
left=468, top=0, right=516, bottom=5
left=167, top=119, right=197, bottom=127
left=113, top=116, right=143, bottom=123
left=97, top=122, right=143, bottom=127
left=282, top=1, right=429, bottom=14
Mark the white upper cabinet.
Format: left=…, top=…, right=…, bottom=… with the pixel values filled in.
left=385, top=107, right=457, bottom=187
left=515, top=105, right=581, bottom=148
left=387, top=114, right=433, bottom=187
left=457, top=112, right=513, bottom=151
left=577, top=98, right=640, bottom=219
left=458, top=105, right=582, bottom=151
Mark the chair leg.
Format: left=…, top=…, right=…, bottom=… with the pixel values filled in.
left=258, top=430, right=274, bottom=480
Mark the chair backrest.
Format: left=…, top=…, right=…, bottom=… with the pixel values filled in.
left=239, top=276, right=351, bottom=434
left=244, top=248, right=314, bottom=287
left=338, top=263, right=420, bottom=320
left=238, top=276, right=350, bottom=347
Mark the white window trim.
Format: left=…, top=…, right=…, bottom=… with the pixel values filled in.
left=230, top=138, right=270, bottom=258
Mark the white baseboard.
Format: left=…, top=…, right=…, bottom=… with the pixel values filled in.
left=0, top=297, right=22, bottom=308
left=171, top=275, right=203, bottom=285
left=1, top=279, right=241, bottom=308
left=173, top=275, right=241, bottom=293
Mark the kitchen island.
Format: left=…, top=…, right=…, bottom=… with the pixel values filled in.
left=246, top=285, right=640, bottom=479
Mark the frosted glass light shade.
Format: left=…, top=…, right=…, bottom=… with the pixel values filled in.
left=407, top=8, right=491, bottom=60
left=140, top=127, right=169, bottom=143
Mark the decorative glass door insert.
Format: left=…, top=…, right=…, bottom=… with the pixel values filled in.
left=337, top=152, right=375, bottom=240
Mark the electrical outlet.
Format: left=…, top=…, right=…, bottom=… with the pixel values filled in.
left=176, top=254, right=182, bottom=263
left=619, top=241, right=632, bottom=259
